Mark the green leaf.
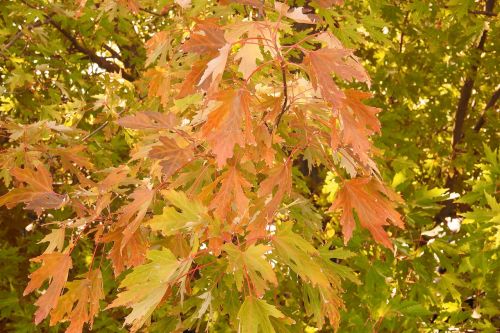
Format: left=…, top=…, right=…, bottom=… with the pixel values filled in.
left=237, top=296, right=293, bottom=333
left=107, top=249, right=190, bottom=332
left=223, top=243, right=277, bottom=297
left=146, top=190, right=207, bottom=235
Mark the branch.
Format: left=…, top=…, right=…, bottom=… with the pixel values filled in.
left=469, top=9, right=497, bottom=17
left=473, top=87, right=500, bottom=132
left=451, top=0, right=495, bottom=148
left=1, top=17, right=50, bottom=52
left=274, top=64, right=289, bottom=130
left=47, top=18, right=137, bottom=82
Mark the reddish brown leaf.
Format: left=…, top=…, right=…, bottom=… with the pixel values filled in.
left=330, top=177, right=404, bottom=249
left=304, top=48, right=370, bottom=107
left=181, top=20, right=227, bottom=54
left=149, top=137, right=194, bottom=178
left=23, top=253, right=73, bottom=324
left=0, top=163, right=67, bottom=213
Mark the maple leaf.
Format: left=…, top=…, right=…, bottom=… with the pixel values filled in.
left=145, top=31, right=170, bottom=67
left=275, top=2, right=317, bottom=24
left=237, top=296, right=293, bottom=333
left=144, top=66, right=171, bottom=107
left=335, top=89, right=381, bottom=164
left=117, top=111, right=178, bottom=130
left=233, top=23, right=265, bottom=80
left=101, top=228, right=147, bottom=276
left=330, top=177, right=404, bottom=249
left=149, top=137, right=194, bottom=178
left=23, top=253, right=73, bottom=324
left=177, top=59, right=209, bottom=99
left=202, top=89, right=253, bottom=167
left=49, top=269, right=104, bottom=333
left=146, top=190, right=207, bottom=235
left=38, top=228, right=65, bottom=254
left=0, top=163, right=67, bottom=214
left=272, top=224, right=344, bottom=329
left=108, top=249, right=190, bottom=332
left=181, top=20, right=227, bottom=54
left=224, top=244, right=277, bottom=297
left=210, top=165, right=251, bottom=221
left=198, top=43, right=231, bottom=91
left=304, top=47, right=370, bottom=107
left=248, top=160, right=292, bottom=240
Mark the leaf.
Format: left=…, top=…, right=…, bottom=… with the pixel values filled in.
left=237, top=296, right=292, bottom=333
left=117, top=111, right=178, bottom=130
left=181, top=20, right=227, bottom=54
left=210, top=165, right=251, bottom=221
left=49, top=269, right=104, bottom=333
left=272, top=224, right=344, bottom=329
left=335, top=89, right=381, bottom=164
left=304, top=47, right=370, bottom=107
left=144, top=67, right=171, bottom=107
left=145, top=31, right=170, bottom=67
left=177, top=59, right=209, bottom=99
left=330, top=177, right=404, bottom=249
left=275, top=3, right=317, bottom=24
left=146, top=190, right=207, bottom=235
left=201, top=89, right=253, bottom=167
left=101, top=228, right=147, bottom=276
left=23, top=253, right=73, bottom=324
left=108, top=249, right=190, bottom=332
left=149, top=137, right=194, bottom=178
left=198, top=43, right=231, bottom=91
left=0, top=163, right=67, bottom=214
left=38, top=228, right=65, bottom=254
left=117, top=187, right=155, bottom=250
left=223, top=244, right=277, bottom=297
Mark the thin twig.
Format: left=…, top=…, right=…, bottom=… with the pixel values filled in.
left=274, top=64, right=290, bottom=130
left=473, top=87, right=500, bottom=132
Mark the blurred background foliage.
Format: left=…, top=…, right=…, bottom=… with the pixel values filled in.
left=0, top=0, right=498, bottom=332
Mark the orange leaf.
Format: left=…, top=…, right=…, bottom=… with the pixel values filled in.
left=330, top=177, right=404, bottom=249
left=210, top=165, right=251, bottom=221
left=49, top=269, right=104, bottom=333
left=23, top=253, right=73, bottom=324
left=335, top=89, right=381, bottom=164
left=144, top=67, right=171, bottom=107
left=202, top=89, right=254, bottom=167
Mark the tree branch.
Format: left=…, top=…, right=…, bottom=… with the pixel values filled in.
left=473, top=87, right=500, bottom=132
left=451, top=0, right=495, bottom=148
left=274, top=64, right=289, bottom=130
left=47, top=18, right=137, bottom=82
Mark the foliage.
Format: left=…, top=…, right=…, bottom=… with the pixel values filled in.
left=0, top=0, right=498, bottom=332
